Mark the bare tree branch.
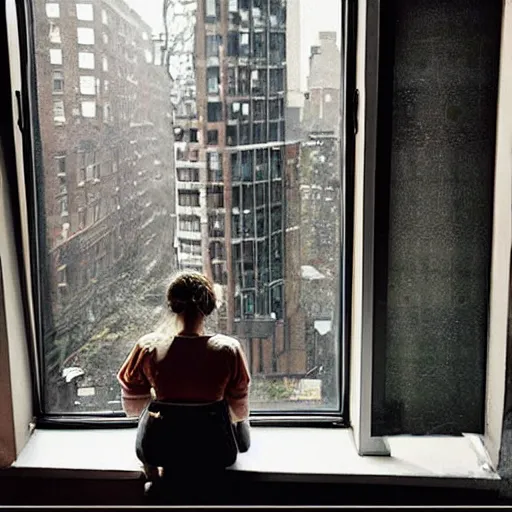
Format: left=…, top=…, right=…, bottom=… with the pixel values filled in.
left=161, top=0, right=196, bottom=108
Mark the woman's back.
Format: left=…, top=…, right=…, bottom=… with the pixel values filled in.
left=117, top=272, right=251, bottom=482
left=118, top=332, right=249, bottom=421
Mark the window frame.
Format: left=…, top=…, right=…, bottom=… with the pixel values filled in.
left=0, top=0, right=509, bottom=484
left=9, top=0, right=352, bottom=428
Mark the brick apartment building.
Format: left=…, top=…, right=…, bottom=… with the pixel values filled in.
left=35, top=0, right=176, bottom=406
left=170, top=0, right=307, bottom=377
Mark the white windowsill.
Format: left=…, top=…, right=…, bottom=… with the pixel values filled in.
left=5, top=427, right=500, bottom=488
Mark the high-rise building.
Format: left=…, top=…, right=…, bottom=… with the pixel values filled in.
left=34, top=0, right=177, bottom=409
left=302, top=31, right=341, bottom=136
left=285, top=0, right=303, bottom=139
left=171, top=0, right=307, bottom=377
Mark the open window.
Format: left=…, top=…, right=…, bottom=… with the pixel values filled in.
left=1, top=0, right=507, bottom=480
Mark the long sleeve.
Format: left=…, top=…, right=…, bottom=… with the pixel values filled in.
left=225, top=342, right=251, bottom=422
left=117, top=342, right=152, bottom=417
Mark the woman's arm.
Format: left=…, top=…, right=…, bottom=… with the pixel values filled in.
left=117, top=342, right=153, bottom=417
left=225, top=342, right=251, bottom=422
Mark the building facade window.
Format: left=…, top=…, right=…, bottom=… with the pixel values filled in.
left=207, top=130, right=219, bottom=145
left=205, top=0, right=219, bottom=20
left=208, top=214, right=225, bottom=237
left=59, top=195, right=68, bottom=216
left=207, top=102, right=223, bottom=122
left=208, top=151, right=222, bottom=181
left=207, top=67, right=220, bottom=94
left=227, top=32, right=239, bottom=56
left=49, top=23, right=61, bottom=43
left=227, top=67, right=237, bottom=95
left=206, top=185, right=224, bottom=208
left=81, top=100, right=96, bottom=118
left=45, top=2, right=59, bottom=18
left=206, top=35, right=221, bottom=57
left=178, top=190, right=200, bottom=207
left=53, top=99, right=65, bottom=124
left=103, top=103, right=112, bottom=123
left=52, top=71, right=64, bottom=93
left=78, top=52, right=95, bottom=69
left=55, top=155, right=66, bottom=176
left=179, top=215, right=201, bottom=232
left=76, top=4, right=94, bottom=21
left=79, top=75, right=95, bottom=95
left=49, top=48, right=62, bottom=65
left=180, top=239, right=202, bottom=255
left=177, top=168, right=199, bottom=182
left=77, top=27, right=95, bottom=45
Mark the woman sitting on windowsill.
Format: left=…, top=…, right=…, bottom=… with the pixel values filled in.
left=117, top=271, right=251, bottom=483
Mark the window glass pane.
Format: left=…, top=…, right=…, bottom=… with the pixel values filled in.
left=77, top=28, right=95, bottom=45
left=79, top=76, right=95, bottom=95
left=76, top=3, right=94, bottom=21
left=49, top=23, right=61, bottom=43
left=78, top=52, right=94, bottom=69
left=207, top=67, right=220, bottom=94
left=49, top=48, right=62, bottom=65
left=45, top=2, right=59, bottom=18
left=52, top=71, right=64, bottom=92
left=33, top=0, right=342, bottom=414
left=53, top=99, right=65, bottom=124
left=81, top=100, right=96, bottom=118
left=206, top=35, right=221, bottom=57
left=206, top=0, right=217, bottom=18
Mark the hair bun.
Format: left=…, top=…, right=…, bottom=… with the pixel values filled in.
left=166, top=272, right=216, bottom=317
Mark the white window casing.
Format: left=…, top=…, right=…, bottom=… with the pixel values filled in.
left=49, top=23, right=60, bottom=44
left=0, top=0, right=510, bottom=481
left=349, top=0, right=390, bottom=457
left=483, top=0, right=512, bottom=469
left=2, top=0, right=36, bottom=464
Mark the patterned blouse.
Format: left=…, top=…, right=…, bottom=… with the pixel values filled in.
left=117, top=333, right=251, bottom=422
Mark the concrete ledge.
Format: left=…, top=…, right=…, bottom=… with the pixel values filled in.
left=2, top=427, right=500, bottom=489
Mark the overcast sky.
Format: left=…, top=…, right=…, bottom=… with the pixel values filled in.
left=125, top=0, right=341, bottom=89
